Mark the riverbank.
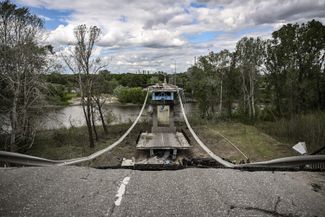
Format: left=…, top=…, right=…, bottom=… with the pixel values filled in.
left=68, top=94, right=120, bottom=106
left=25, top=123, right=150, bottom=167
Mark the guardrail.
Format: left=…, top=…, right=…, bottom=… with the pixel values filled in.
left=1, top=150, right=325, bottom=169
left=235, top=155, right=325, bottom=169
left=0, top=151, right=65, bottom=166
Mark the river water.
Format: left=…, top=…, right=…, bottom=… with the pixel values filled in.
left=40, top=103, right=197, bottom=130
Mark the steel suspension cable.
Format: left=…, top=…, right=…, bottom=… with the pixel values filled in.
left=177, top=88, right=234, bottom=168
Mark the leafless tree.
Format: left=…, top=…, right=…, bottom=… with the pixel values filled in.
left=92, top=75, right=108, bottom=134
left=91, top=102, right=98, bottom=141
left=94, top=96, right=108, bottom=134
left=63, top=24, right=106, bottom=148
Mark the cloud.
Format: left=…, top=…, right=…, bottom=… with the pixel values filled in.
left=38, top=14, right=52, bottom=21
left=98, top=28, right=186, bottom=48
left=45, top=24, right=75, bottom=45
left=17, top=0, right=325, bottom=73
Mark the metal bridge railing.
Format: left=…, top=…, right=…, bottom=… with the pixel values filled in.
left=235, top=155, right=325, bottom=169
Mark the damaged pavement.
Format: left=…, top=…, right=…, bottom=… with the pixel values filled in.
left=1, top=167, right=325, bottom=217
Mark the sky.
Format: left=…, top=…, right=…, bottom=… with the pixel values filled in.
left=14, top=0, right=325, bottom=73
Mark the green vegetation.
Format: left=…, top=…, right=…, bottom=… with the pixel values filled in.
left=0, top=0, right=50, bottom=152
left=42, top=71, right=166, bottom=106
left=256, top=112, right=325, bottom=153
left=188, top=20, right=325, bottom=120
left=25, top=123, right=145, bottom=166
left=185, top=114, right=296, bottom=161
left=190, top=121, right=295, bottom=162
left=47, top=83, right=77, bottom=106
left=186, top=111, right=324, bottom=159
left=114, top=86, right=147, bottom=104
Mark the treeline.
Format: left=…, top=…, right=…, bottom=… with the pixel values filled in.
left=45, top=71, right=165, bottom=90
left=44, top=71, right=164, bottom=105
left=187, top=20, right=325, bottom=120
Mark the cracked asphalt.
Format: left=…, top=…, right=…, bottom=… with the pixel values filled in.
left=0, top=167, right=325, bottom=217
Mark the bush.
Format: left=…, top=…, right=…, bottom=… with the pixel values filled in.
left=113, top=86, right=146, bottom=104
left=257, top=105, right=277, bottom=122
left=257, top=112, right=325, bottom=152
left=47, top=83, right=74, bottom=106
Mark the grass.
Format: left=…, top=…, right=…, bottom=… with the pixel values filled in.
left=65, top=92, right=78, bottom=99
left=185, top=119, right=296, bottom=162
left=25, top=123, right=148, bottom=166
left=186, top=112, right=325, bottom=162
left=256, top=112, right=325, bottom=154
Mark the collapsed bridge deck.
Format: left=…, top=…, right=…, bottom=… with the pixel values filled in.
left=136, top=132, right=191, bottom=150
left=136, top=132, right=191, bottom=159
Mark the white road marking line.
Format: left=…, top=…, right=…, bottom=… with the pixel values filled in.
left=114, top=177, right=131, bottom=206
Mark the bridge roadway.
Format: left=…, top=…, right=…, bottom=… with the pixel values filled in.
left=1, top=166, right=325, bottom=217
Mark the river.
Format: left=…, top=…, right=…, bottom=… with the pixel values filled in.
left=40, top=103, right=197, bottom=130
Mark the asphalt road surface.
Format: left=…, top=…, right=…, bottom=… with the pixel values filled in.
left=1, top=166, right=325, bottom=217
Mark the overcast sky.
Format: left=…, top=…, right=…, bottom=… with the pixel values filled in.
left=14, top=0, right=325, bottom=73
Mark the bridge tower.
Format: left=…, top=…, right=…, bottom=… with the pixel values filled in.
left=151, top=83, right=176, bottom=134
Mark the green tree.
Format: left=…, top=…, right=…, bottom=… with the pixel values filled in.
left=188, top=50, right=241, bottom=119
left=208, top=50, right=232, bottom=116
left=148, top=76, right=160, bottom=85
left=114, top=86, right=145, bottom=104
left=223, top=54, right=241, bottom=117
left=265, top=20, right=325, bottom=116
left=235, top=37, right=265, bottom=119
left=188, top=54, right=219, bottom=118
left=0, top=1, right=49, bottom=151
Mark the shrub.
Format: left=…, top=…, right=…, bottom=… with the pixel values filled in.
left=257, top=112, right=325, bottom=152
left=113, top=86, right=146, bottom=104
